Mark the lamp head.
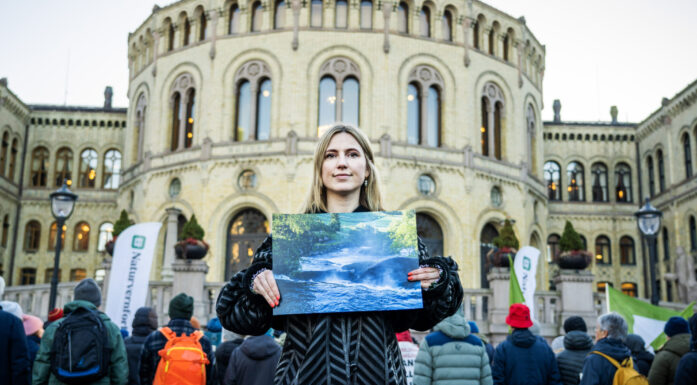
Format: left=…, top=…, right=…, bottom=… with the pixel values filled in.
left=50, top=182, right=78, bottom=220
left=634, top=197, right=662, bottom=236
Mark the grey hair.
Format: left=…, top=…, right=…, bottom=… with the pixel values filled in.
left=597, top=312, right=628, bottom=340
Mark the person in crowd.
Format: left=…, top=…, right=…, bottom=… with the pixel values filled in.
left=216, top=124, right=464, bottom=385
left=556, top=316, right=593, bottom=385
left=22, top=314, right=43, bottom=364
left=579, top=312, right=632, bottom=385
left=33, top=278, right=128, bottom=385
left=492, top=303, right=561, bottom=385
left=216, top=329, right=245, bottom=384
left=551, top=335, right=566, bottom=354
left=223, top=331, right=281, bottom=385
left=0, top=300, right=30, bottom=385
left=205, top=317, right=223, bottom=349
left=124, top=307, right=158, bottom=385
left=624, top=334, right=653, bottom=376
left=43, top=308, right=63, bottom=330
left=469, top=320, right=495, bottom=366
left=396, top=330, right=419, bottom=385
left=674, top=314, right=697, bottom=384
left=647, top=316, right=691, bottom=385
left=413, top=308, right=492, bottom=385
left=140, top=293, right=214, bottom=385
left=0, top=300, right=24, bottom=319
left=191, top=315, right=201, bottom=330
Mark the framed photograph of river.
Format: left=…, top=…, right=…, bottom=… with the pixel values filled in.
left=271, top=210, right=423, bottom=315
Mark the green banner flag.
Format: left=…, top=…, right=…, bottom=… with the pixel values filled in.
left=508, top=255, right=525, bottom=306
left=606, top=286, right=694, bottom=350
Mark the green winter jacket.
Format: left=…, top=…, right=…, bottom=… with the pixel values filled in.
left=32, top=300, right=128, bottom=385
left=413, top=311, right=493, bottom=385
left=647, top=332, right=691, bottom=385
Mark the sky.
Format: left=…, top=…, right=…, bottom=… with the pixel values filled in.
left=1, top=0, right=696, bottom=123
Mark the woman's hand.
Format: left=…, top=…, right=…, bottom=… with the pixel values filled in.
left=408, top=267, right=441, bottom=290
left=253, top=269, right=281, bottom=308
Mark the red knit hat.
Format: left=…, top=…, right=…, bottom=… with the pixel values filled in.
left=506, top=303, right=533, bottom=328
left=395, top=330, right=412, bottom=343
left=48, top=308, right=64, bottom=322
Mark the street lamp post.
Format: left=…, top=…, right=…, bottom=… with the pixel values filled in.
left=634, top=197, right=662, bottom=305
left=48, top=182, right=78, bottom=314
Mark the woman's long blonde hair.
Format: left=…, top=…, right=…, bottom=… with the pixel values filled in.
left=301, top=124, right=384, bottom=213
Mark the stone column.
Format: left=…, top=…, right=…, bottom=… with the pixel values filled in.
left=162, top=207, right=182, bottom=280
left=487, top=267, right=511, bottom=344
left=172, top=259, right=209, bottom=323
left=554, top=270, right=597, bottom=334
left=100, top=256, right=113, bottom=307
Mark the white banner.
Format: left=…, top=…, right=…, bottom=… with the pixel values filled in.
left=105, top=222, right=162, bottom=333
left=514, top=246, right=540, bottom=321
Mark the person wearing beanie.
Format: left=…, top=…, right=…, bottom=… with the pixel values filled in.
left=204, top=317, right=223, bottom=348
left=0, top=300, right=24, bottom=319
left=124, top=307, right=158, bottom=385
left=492, top=304, right=561, bottom=385
left=139, top=293, right=214, bottom=385
left=556, top=316, right=593, bottom=385
left=32, top=277, right=128, bottom=384
left=22, top=314, right=43, bottom=363
left=647, top=316, right=691, bottom=385
left=469, top=320, right=495, bottom=366
left=624, top=334, right=653, bottom=376
left=43, top=307, right=64, bottom=329
left=0, top=301, right=30, bottom=385
left=215, top=329, right=246, bottom=384
left=563, top=316, right=587, bottom=334
left=674, top=313, right=697, bottom=384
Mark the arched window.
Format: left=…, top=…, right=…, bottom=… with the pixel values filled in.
left=48, top=221, right=66, bottom=251
left=657, top=150, right=666, bottom=192
left=0, top=132, right=8, bottom=176
left=397, top=2, right=408, bottom=33
left=73, top=222, right=90, bottom=252
left=54, top=147, right=73, bottom=187
left=226, top=209, right=270, bottom=280
left=683, top=133, right=693, bottom=178
left=169, top=73, right=196, bottom=151
left=580, top=235, right=588, bottom=250
left=417, top=213, right=443, bottom=257
left=481, top=82, right=504, bottom=159
left=360, top=0, right=372, bottom=29
left=662, top=227, right=670, bottom=261
left=317, top=57, right=360, bottom=136
left=251, top=1, right=263, bottom=32
left=591, top=162, right=608, bottom=202
left=526, top=105, right=537, bottom=174
left=183, top=17, right=191, bottom=46
left=567, top=161, right=585, bottom=201
left=198, top=9, right=207, bottom=40
left=97, top=222, right=114, bottom=252
left=134, top=93, right=147, bottom=162
left=30, top=146, right=49, bottom=187
left=442, top=10, right=453, bottom=42
left=235, top=61, right=273, bottom=141
left=20, top=268, right=36, bottom=285
left=407, top=66, right=443, bottom=147
left=103, top=149, right=122, bottom=189
left=24, top=220, right=41, bottom=252
left=311, top=0, right=323, bottom=27
left=480, top=223, right=499, bottom=288
left=615, top=163, right=632, bottom=203
left=274, top=0, right=286, bottom=29
left=407, top=83, right=420, bottom=145
left=547, top=233, right=560, bottom=262
left=9, top=138, right=17, bottom=181
left=619, top=236, right=635, bottom=265
left=595, top=235, right=611, bottom=265
left=503, top=32, right=510, bottom=61
left=544, top=161, right=561, bottom=200
left=165, top=18, right=174, bottom=51
left=79, top=148, right=98, bottom=188
left=690, top=216, right=696, bottom=251
left=621, top=282, right=637, bottom=297
left=472, top=19, right=480, bottom=49
left=335, top=0, right=347, bottom=28
left=647, top=156, right=655, bottom=196
left=1, top=214, right=9, bottom=247
left=419, top=6, right=430, bottom=37
left=488, top=27, right=496, bottom=55
left=228, top=3, right=240, bottom=34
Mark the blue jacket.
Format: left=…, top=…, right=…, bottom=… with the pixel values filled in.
left=0, top=309, right=30, bottom=385
left=579, top=338, right=632, bottom=385
left=492, top=328, right=562, bottom=385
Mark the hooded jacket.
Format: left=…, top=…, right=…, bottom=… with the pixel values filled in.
left=674, top=314, right=697, bottom=385
left=623, top=334, right=653, bottom=376
left=124, top=307, right=158, bottom=385
left=0, top=307, right=30, bottom=385
left=556, top=331, right=593, bottom=385
left=647, top=332, right=691, bottom=385
left=492, top=328, right=562, bottom=385
left=579, top=337, right=632, bottom=385
left=413, top=311, right=492, bottom=385
left=223, top=335, right=281, bottom=385
left=32, top=300, right=129, bottom=385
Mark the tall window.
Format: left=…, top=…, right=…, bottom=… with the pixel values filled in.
left=526, top=105, right=537, bottom=174
left=317, top=58, right=360, bottom=136
left=442, top=10, right=453, bottom=42
left=166, top=19, right=174, bottom=51
left=503, top=33, right=510, bottom=61
left=48, top=221, right=66, bottom=251
left=97, top=222, right=114, bottom=252
left=20, top=268, right=36, bottom=285
left=335, top=0, right=347, bottom=28
left=397, top=2, right=408, bottom=33
left=544, top=161, right=561, bottom=200
left=198, top=9, right=207, bottom=40
left=228, top=4, right=240, bottom=34
left=360, top=0, right=372, bottom=29
left=647, top=156, right=655, bottom=196
left=472, top=20, right=480, bottom=49
left=690, top=216, right=696, bottom=251
left=235, top=61, right=273, bottom=141
left=591, top=163, right=608, bottom=202
left=595, top=235, right=611, bottom=265
left=170, top=73, right=196, bottom=151
left=9, top=138, right=17, bottom=181
left=481, top=82, right=504, bottom=159
left=24, top=220, right=41, bottom=252
left=657, top=150, right=666, bottom=192
left=567, top=161, right=585, bottom=201
left=1, top=214, right=9, bottom=247
left=73, top=222, right=90, bottom=252
left=662, top=227, right=670, bottom=261
left=488, top=28, right=495, bottom=55
left=134, top=93, right=147, bottom=162
left=417, top=213, right=443, bottom=258
left=183, top=17, right=191, bottom=46
left=30, top=146, right=49, bottom=187
left=185, top=89, right=195, bottom=147
left=274, top=0, right=286, bottom=29
left=621, top=283, right=637, bottom=297
left=683, top=133, right=693, bottom=178
left=0, top=132, right=8, bottom=176
left=103, top=149, right=122, bottom=189
left=54, top=147, right=73, bottom=187
left=619, top=236, right=635, bottom=265
left=407, top=66, right=443, bottom=147
left=311, top=0, right=322, bottom=27
left=226, top=209, right=270, bottom=280
left=251, top=1, right=263, bottom=32
left=547, top=234, right=560, bottom=262
left=615, top=163, right=632, bottom=202
left=419, top=6, right=430, bottom=37
left=79, top=149, right=98, bottom=188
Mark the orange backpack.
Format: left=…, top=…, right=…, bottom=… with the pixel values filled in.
left=154, top=327, right=209, bottom=385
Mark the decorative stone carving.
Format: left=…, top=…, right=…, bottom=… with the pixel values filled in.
left=234, top=60, right=271, bottom=84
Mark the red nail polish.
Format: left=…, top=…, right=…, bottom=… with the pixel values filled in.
left=277, top=295, right=280, bottom=300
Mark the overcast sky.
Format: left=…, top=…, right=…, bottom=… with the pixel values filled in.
left=1, top=0, right=695, bottom=123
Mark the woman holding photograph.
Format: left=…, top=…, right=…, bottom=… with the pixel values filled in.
left=216, top=124, right=463, bottom=385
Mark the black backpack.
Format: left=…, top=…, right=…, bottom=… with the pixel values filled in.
left=50, top=307, right=112, bottom=384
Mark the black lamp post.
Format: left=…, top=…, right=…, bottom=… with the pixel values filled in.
left=48, top=182, right=78, bottom=314
left=634, top=197, right=662, bottom=305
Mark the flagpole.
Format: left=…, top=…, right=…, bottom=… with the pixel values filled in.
left=605, top=285, right=610, bottom=314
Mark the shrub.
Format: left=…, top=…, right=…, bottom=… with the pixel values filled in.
left=180, top=214, right=205, bottom=241
left=492, top=219, right=519, bottom=250
left=112, top=210, right=134, bottom=238
left=559, top=220, right=584, bottom=252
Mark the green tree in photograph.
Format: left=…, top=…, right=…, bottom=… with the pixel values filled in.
left=388, top=211, right=417, bottom=254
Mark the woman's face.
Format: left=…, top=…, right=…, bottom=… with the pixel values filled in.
left=321, top=132, right=369, bottom=197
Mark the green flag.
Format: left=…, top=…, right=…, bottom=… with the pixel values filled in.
left=508, top=255, right=525, bottom=305
left=606, top=286, right=694, bottom=350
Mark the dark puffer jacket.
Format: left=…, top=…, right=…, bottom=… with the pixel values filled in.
left=492, top=328, right=562, bottom=385
left=124, top=307, right=158, bottom=385
left=215, top=338, right=245, bottom=384
left=579, top=337, right=632, bottom=385
left=0, top=308, right=30, bottom=385
left=216, top=222, right=464, bottom=385
left=556, top=331, right=593, bottom=385
left=647, top=332, right=691, bottom=385
left=223, top=335, right=281, bottom=385
left=624, top=334, right=653, bottom=376
left=674, top=314, right=697, bottom=385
